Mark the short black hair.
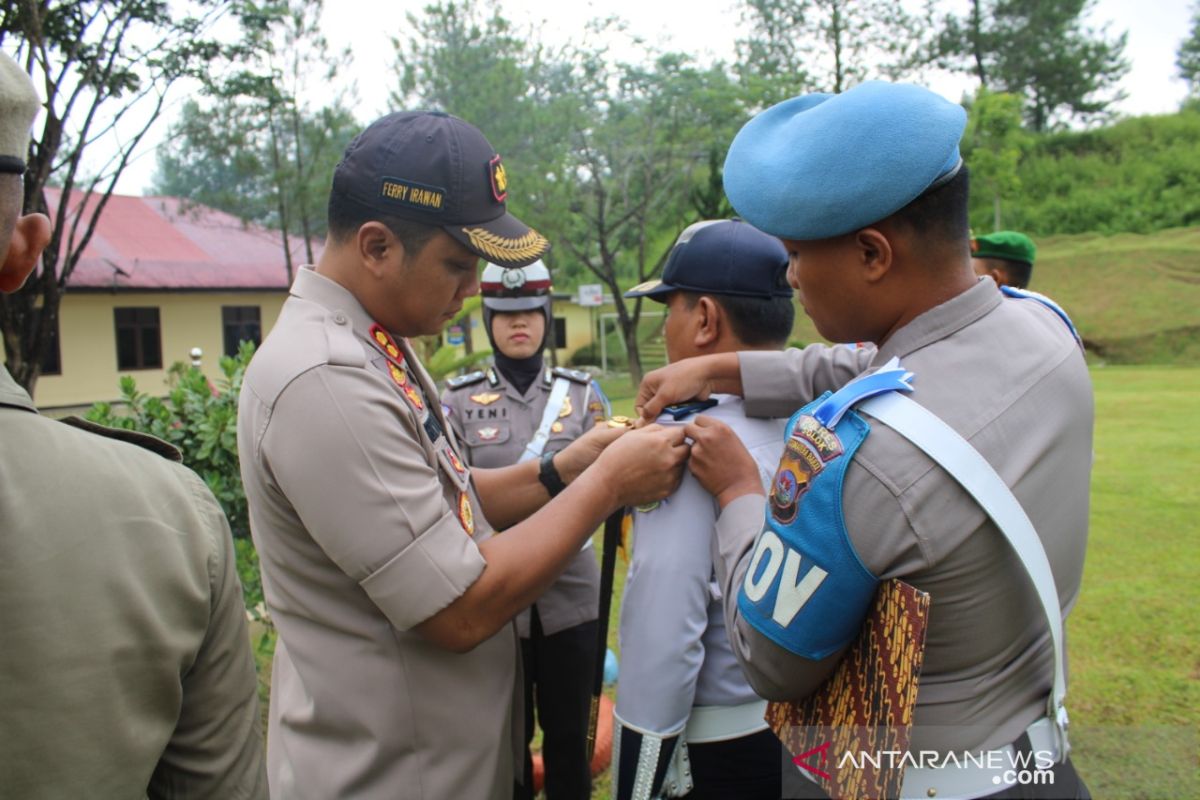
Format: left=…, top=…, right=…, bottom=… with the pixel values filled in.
left=888, top=165, right=971, bottom=246
left=982, top=256, right=1033, bottom=289
left=682, top=292, right=795, bottom=348
left=327, top=189, right=439, bottom=255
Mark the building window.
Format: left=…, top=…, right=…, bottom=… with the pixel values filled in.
left=222, top=305, right=262, bottom=357
left=552, top=316, right=567, bottom=349
left=26, top=307, right=61, bottom=376
left=114, top=307, right=162, bottom=371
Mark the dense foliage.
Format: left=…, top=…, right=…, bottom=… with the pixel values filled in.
left=974, top=108, right=1200, bottom=235
left=85, top=344, right=257, bottom=606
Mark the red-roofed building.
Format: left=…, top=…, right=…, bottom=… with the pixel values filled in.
left=35, top=191, right=319, bottom=409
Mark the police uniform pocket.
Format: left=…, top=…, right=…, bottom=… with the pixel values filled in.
left=466, top=422, right=510, bottom=448
left=435, top=442, right=471, bottom=491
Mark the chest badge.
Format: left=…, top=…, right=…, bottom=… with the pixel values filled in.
left=557, top=396, right=573, bottom=418
left=388, top=362, right=425, bottom=412
left=457, top=492, right=475, bottom=536
left=477, top=426, right=500, bottom=441
left=551, top=421, right=564, bottom=434
left=470, top=392, right=501, bottom=406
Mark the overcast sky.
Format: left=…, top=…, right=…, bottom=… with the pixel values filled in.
left=88, top=0, right=1200, bottom=194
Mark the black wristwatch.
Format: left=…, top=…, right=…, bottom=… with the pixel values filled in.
left=538, top=449, right=568, bottom=497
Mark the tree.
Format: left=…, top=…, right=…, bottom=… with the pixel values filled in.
left=0, top=0, right=244, bottom=395
left=1179, top=3, right=1200, bottom=98
left=395, top=2, right=747, bottom=382
left=962, top=89, right=1027, bottom=230
left=546, top=52, right=744, bottom=382
left=939, top=0, right=1129, bottom=131
left=153, top=0, right=356, bottom=281
left=736, top=0, right=934, bottom=101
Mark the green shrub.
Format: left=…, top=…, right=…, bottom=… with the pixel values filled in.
left=87, top=341, right=260, bottom=609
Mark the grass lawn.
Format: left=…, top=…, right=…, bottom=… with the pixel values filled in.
left=252, top=365, right=1199, bottom=798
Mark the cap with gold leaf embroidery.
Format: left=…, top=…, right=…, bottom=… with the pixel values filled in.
left=332, top=111, right=549, bottom=268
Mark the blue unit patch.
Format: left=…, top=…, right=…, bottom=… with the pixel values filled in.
left=737, top=360, right=915, bottom=660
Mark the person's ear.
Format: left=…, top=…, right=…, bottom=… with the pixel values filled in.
left=356, top=221, right=400, bottom=278
left=693, top=296, right=720, bottom=349
left=855, top=227, right=893, bottom=284
left=0, top=212, right=51, bottom=293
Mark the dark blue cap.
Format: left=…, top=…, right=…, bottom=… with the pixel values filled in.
left=624, top=220, right=791, bottom=302
left=332, top=111, right=549, bottom=267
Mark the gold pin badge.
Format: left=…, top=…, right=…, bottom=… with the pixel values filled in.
left=470, top=392, right=501, bottom=406
left=558, top=396, right=573, bottom=418
left=606, top=415, right=633, bottom=429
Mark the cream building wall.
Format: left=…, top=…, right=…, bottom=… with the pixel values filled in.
left=35, top=290, right=287, bottom=410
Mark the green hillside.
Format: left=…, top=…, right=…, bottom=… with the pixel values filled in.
left=789, top=226, right=1200, bottom=365
left=1036, top=227, right=1200, bottom=363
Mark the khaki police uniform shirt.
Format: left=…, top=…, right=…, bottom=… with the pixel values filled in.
left=712, top=278, right=1092, bottom=753
left=0, top=368, right=266, bottom=799
left=238, top=266, right=519, bottom=800
left=441, top=365, right=604, bottom=637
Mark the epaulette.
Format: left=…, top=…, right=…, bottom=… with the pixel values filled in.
left=59, top=416, right=184, bottom=463
left=551, top=366, right=591, bottom=385
left=446, top=370, right=486, bottom=390
left=1000, top=285, right=1083, bottom=350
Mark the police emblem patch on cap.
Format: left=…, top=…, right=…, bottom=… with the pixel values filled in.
left=489, top=154, right=508, bottom=203
left=501, top=267, right=526, bottom=290
left=458, top=492, right=475, bottom=535
left=470, top=392, right=501, bottom=406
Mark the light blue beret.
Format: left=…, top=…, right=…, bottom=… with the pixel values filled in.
left=723, top=81, right=967, bottom=241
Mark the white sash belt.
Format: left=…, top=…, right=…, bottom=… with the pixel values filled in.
left=684, top=700, right=769, bottom=743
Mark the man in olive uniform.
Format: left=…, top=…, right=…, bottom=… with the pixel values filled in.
left=972, top=230, right=1037, bottom=288
left=639, top=82, right=1092, bottom=798
left=238, top=110, right=687, bottom=800
left=442, top=259, right=608, bottom=799
left=0, top=53, right=266, bottom=799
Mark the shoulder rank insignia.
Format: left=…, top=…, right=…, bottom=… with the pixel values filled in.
left=470, top=391, right=501, bottom=406
left=551, top=366, right=590, bottom=385
left=458, top=492, right=475, bottom=536
left=369, top=323, right=404, bottom=364
left=557, top=396, right=573, bottom=418
left=445, top=448, right=468, bottom=479
left=387, top=362, right=425, bottom=412
left=486, top=367, right=501, bottom=387
left=60, top=416, right=183, bottom=463
left=446, top=370, right=486, bottom=390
